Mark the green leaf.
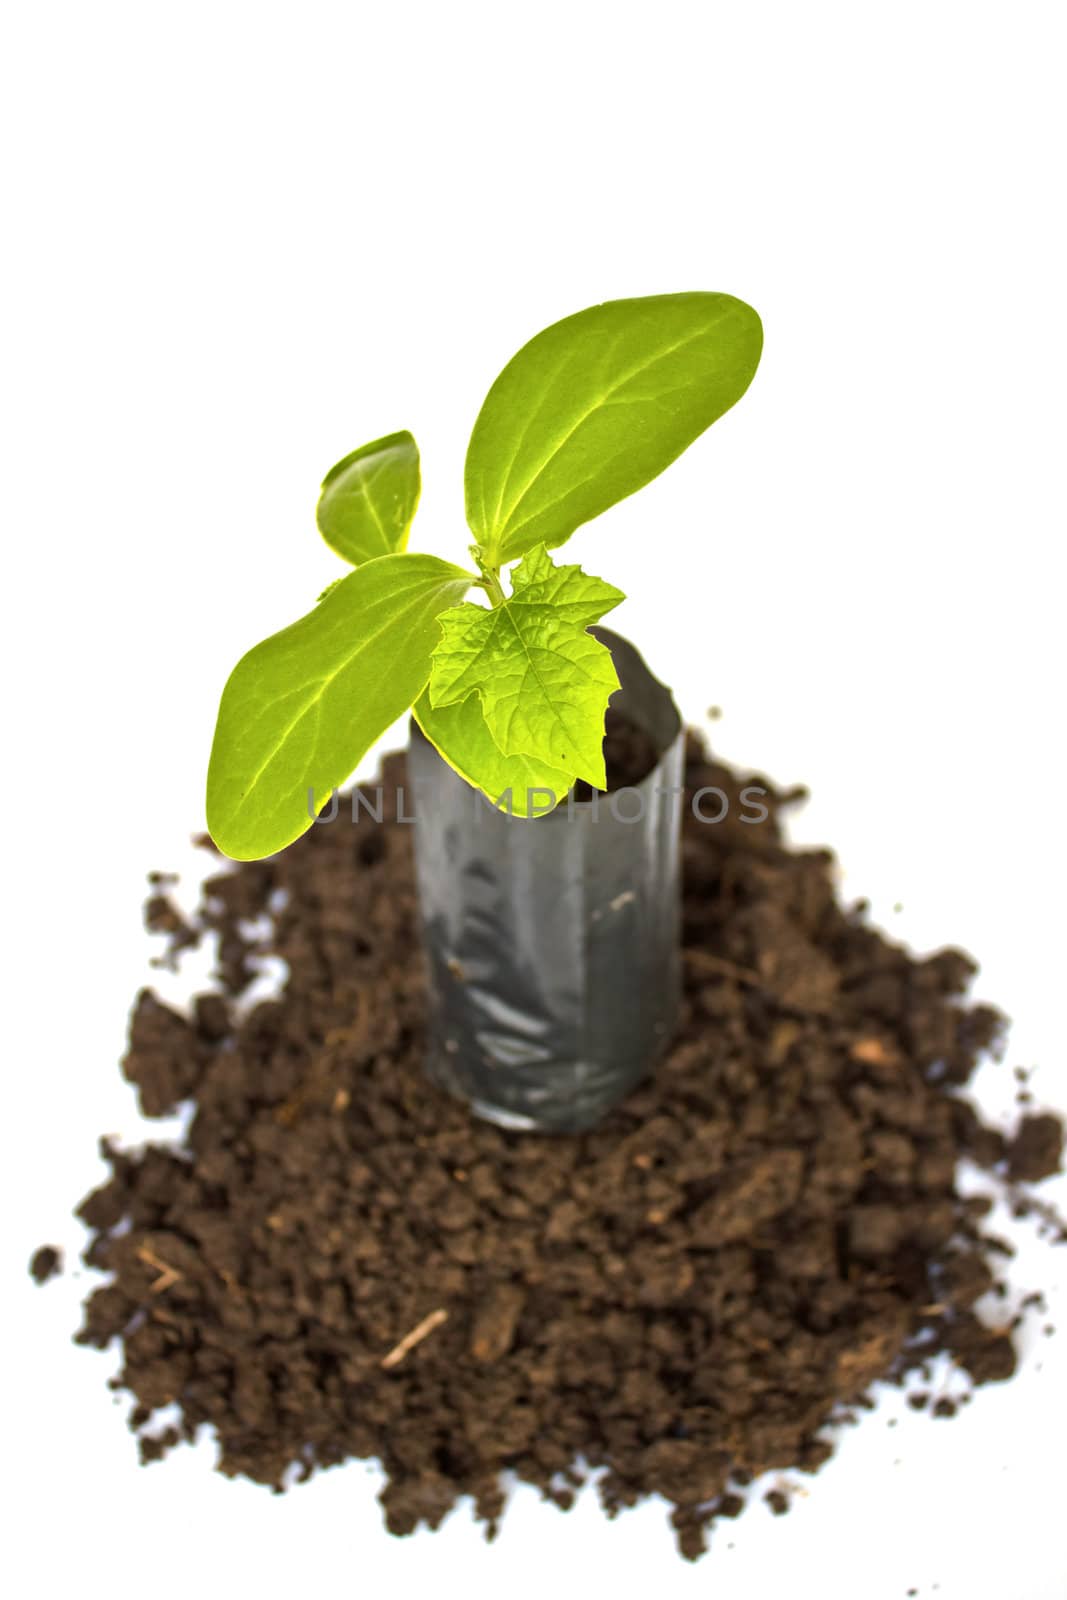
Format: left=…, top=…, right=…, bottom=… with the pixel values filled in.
left=466, top=292, right=762, bottom=564
left=316, top=430, right=420, bottom=566
left=207, top=553, right=473, bottom=860
left=413, top=690, right=572, bottom=818
left=428, top=544, right=624, bottom=790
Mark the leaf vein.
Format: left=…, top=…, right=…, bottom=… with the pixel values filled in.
left=495, top=324, right=712, bottom=539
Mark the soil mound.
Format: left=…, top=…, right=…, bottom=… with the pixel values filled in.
left=61, top=732, right=1062, bottom=1560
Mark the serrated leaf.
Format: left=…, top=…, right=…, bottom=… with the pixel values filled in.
left=427, top=544, right=623, bottom=790
left=317, top=430, right=420, bottom=566
left=207, top=553, right=472, bottom=860
left=413, top=690, right=572, bottom=818
left=466, top=292, right=762, bottom=564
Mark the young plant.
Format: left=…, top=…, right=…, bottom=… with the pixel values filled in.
left=206, top=292, right=762, bottom=859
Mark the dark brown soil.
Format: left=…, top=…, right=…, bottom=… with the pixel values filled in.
left=60, top=731, right=1062, bottom=1561
left=1007, top=1114, right=1064, bottom=1183
left=29, top=1245, right=62, bottom=1284
left=572, top=705, right=660, bottom=798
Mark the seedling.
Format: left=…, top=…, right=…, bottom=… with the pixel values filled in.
left=206, top=292, right=762, bottom=858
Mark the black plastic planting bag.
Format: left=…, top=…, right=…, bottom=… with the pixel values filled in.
left=408, top=628, right=684, bottom=1133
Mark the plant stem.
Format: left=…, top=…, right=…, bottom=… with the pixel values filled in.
left=482, top=568, right=506, bottom=608
left=471, top=546, right=506, bottom=608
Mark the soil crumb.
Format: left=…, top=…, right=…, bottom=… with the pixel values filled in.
left=1007, top=1114, right=1063, bottom=1183
left=57, top=731, right=1063, bottom=1561
left=29, top=1246, right=62, bottom=1284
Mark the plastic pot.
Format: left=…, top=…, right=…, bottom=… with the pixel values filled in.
left=408, top=628, right=684, bottom=1134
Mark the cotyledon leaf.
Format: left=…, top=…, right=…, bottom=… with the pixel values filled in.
left=316, top=430, right=421, bottom=566
left=465, top=292, right=763, bottom=565
left=206, top=553, right=473, bottom=860
left=413, top=690, right=573, bottom=818
left=427, top=543, right=624, bottom=791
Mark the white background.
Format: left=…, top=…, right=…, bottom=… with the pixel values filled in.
left=2, top=3, right=1065, bottom=1596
